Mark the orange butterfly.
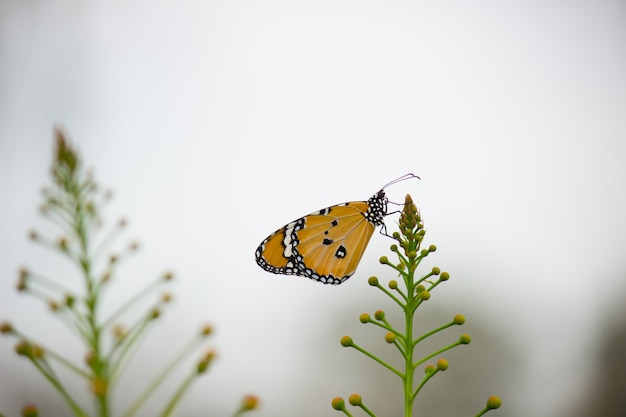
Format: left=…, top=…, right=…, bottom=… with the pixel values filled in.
left=255, top=174, right=419, bottom=285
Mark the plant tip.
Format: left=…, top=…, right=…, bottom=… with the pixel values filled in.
left=331, top=397, right=345, bottom=410
left=21, top=404, right=38, bottom=417
left=0, top=322, right=13, bottom=334
left=348, top=393, right=362, bottom=406
left=340, top=336, right=353, bottom=347
left=240, top=394, right=259, bottom=411
left=201, top=324, right=214, bottom=336
left=486, top=395, right=502, bottom=409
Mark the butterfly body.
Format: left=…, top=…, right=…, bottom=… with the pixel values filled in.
left=255, top=190, right=388, bottom=285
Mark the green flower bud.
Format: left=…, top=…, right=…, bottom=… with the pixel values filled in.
left=453, top=314, right=465, bottom=325
left=240, top=395, right=259, bottom=411
left=340, top=336, right=353, bottom=347
left=440, top=272, right=450, bottom=281
left=65, top=294, right=75, bottom=308
left=389, top=280, right=398, bottom=289
left=348, top=394, right=362, bottom=406
left=431, top=267, right=440, bottom=275
left=331, top=397, right=345, bottom=410
left=90, top=377, right=108, bottom=398
left=374, top=310, right=385, bottom=320
left=0, top=322, right=13, bottom=334
left=459, top=333, right=471, bottom=344
left=428, top=244, right=437, bottom=252
left=359, top=313, right=371, bottom=324
left=385, top=332, right=396, bottom=344
left=486, top=395, right=502, bottom=409
left=368, top=276, right=379, bottom=286
left=21, top=404, right=38, bottom=417
left=201, top=324, right=213, bottom=336
left=437, top=358, right=448, bottom=371
left=197, top=349, right=216, bottom=374
left=57, top=236, right=68, bottom=251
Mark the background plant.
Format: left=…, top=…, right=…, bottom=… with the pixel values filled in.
left=331, top=195, right=501, bottom=417
left=0, top=130, right=258, bottom=417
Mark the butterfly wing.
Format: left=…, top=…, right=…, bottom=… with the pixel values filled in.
left=255, top=201, right=377, bottom=285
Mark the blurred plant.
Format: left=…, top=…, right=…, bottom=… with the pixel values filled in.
left=331, top=195, right=501, bottom=417
left=0, top=130, right=258, bottom=417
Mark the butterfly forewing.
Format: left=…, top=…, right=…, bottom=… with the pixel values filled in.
left=294, top=202, right=376, bottom=279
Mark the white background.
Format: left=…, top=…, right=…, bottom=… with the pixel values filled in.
left=1, top=1, right=625, bottom=416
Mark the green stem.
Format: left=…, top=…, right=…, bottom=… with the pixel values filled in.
left=122, top=332, right=206, bottom=417
left=350, top=342, right=403, bottom=378
left=403, top=276, right=414, bottom=417
left=31, top=358, right=89, bottom=417
left=158, top=371, right=196, bottom=417
left=412, top=321, right=456, bottom=348
left=75, top=209, right=109, bottom=417
left=413, top=340, right=463, bottom=369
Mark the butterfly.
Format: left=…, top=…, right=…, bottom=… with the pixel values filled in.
left=255, top=174, right=419, bottom=285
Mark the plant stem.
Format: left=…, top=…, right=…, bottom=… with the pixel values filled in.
left=403, top=268, right=415, bottom=417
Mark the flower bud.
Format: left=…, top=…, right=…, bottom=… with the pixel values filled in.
left=486, top=395, right=502, bottom=409
left=348, top=393, right=362, bottom=406
left=0, top=322, right=13, bottom=334
left=331, top=397, right=345, bottom=410
left=240, top=395, right=259, bottom=411
left=21, top=404, right=38, bottom=417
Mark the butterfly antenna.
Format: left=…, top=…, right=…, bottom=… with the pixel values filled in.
left=380, top=173, right=420, bottom=190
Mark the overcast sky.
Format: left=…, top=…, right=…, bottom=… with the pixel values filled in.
left=1, top=1, right=625, bottom=416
